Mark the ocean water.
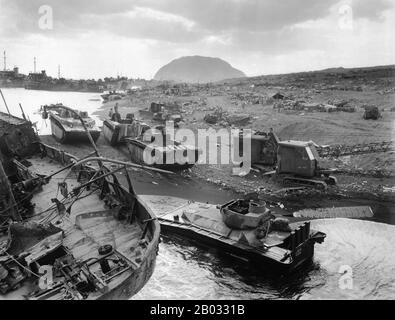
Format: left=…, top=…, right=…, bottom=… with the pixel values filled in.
left=0, top=88, right=103, bottom=135
left=134, top=219, right=395, bottom=300
left=1, top=88, right=394, bottom=300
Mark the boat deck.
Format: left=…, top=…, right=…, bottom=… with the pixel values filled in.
left=138, top=195, right=299, bottom=267
left=27, top=155, right=144, bottom=263
left=1, top=153, right=159, bottom=300
left=49, top=113, right=100, bottom=133
left=139, top=195, right=290, bottom=246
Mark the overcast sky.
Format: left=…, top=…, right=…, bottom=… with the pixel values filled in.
left=0, top=0, right=394, bottom=79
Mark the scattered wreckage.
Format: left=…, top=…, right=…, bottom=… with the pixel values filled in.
left=204, top=107, right=252, bottom=126
left=363, top=105, right=381, bottom=120
left=139, top=102, right=183, bottom=126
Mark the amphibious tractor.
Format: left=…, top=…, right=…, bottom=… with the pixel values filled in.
left=238, top=131, right=337, bottom=190
left=276, top=140, right=337, bottom=190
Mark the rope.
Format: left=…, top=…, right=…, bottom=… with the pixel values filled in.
left=4, top=251, right=41, bottom=278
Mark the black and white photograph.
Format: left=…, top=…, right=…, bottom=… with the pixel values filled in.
left=0, top=0, right=394, bottom=306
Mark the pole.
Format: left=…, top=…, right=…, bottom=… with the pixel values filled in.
left=19, top=103, right=27, bottom=121
left=61, top=156, right=173, bottom=185
left=0, top=89, right=11, bottom=117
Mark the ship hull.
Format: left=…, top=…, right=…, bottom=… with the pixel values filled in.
left=96, top=238, right=157, bottom=300
left=25, top=82, right=103, bottom=93
left=144, top=198, right=325, bottom=275
left=159, top=218, right=316, bottom=274
left=1, top=140, right=161, bottom=300
left=126, top=139, right=199, bottom=170
left=50, top=114, right=101, bottom=144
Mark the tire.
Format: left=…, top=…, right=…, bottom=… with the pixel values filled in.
left=98, top=244, right=113, bottom=255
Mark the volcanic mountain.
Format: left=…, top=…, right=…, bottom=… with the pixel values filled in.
left=154, top=56, right=246, bottom=83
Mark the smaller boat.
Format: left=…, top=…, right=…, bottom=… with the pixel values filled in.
left=101, top=91, right=125, bottom=102
left=156, top=198, right=326, bottom=273
left=44, top=104, right=101, bottom=144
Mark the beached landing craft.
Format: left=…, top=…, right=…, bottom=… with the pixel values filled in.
left=102, top=113, right=137, bottom=146
left=43, top=104, right=101, bottom=144
left=101, top=91, right=125, bottom=102
left=103, top=115, right=201, bottom=170
left=0, top=111, right=160, bottom=300
left=125, top=133, right=201, bottom=171
left=156, top=198, right=326, bottom=273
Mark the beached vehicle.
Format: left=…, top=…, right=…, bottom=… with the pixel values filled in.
left=126, top=136, right=201, bottom=170
left=102, top=117, right=200, bottom=170
left=157, top=199, right=326, bottom=273
left=43, top=104, right=101, bottom=143
left=0, top=111, right=160, bottom=300
left=102, top=114, right=137, bottom=146
left=124, top=123, right=201, bottom=170
left=101, top=91, right=125, bottom=102
left=139, top=102, right=183, bottom=127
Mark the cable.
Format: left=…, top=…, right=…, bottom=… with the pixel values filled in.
left=4, top=252, right=41, bottom=278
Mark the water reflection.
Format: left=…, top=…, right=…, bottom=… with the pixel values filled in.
left=135, top=219, right=395, bottom=300
left=0, top=88, right=103, bottom=135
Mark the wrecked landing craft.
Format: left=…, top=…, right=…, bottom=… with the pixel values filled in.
left=0, top=111, right=160, bottom=300
left=156, top=198, right=326, bottom=274
left=42, top=104, right=101, bottom=144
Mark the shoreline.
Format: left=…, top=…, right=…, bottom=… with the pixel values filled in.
left=39, top=133, right=395, bottom=225
left=92, top=94, right=394, bottom=199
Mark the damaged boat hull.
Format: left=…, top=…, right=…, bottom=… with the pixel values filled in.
left=159, top=218, right=321, bottom=273
left=141, top=197, right=325, bottom=274
left=126, top=138, right=200, bottom=171
left=0, top=111, right=160, bottom=300
left=49, top=112, right=101, bottom=144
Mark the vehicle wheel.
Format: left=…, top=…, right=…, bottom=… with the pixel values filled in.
left=326, top=176, right=337, bottom=185
left=98, top=244, right=113, bottom=255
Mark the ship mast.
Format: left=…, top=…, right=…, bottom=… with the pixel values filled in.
left=58, top=64, right=61, bottom=78
left=3, top=51, right=6, bottom=71
left=34, top=56, right=37, bottom=73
